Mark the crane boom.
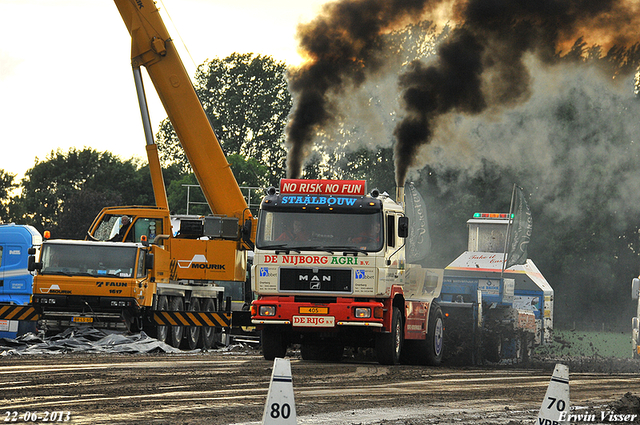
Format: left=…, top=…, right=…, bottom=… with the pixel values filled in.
left=114, top=0, right=250, bottom=222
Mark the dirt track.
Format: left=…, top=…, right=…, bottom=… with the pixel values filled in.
left=2, top=348, right=640, bottom=425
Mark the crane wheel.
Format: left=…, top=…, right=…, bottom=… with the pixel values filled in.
left=199, top=298, right=220, bottom=349
left=168, top=296, right=184, bottom=348
left=182, top=298, right=200, bottom=350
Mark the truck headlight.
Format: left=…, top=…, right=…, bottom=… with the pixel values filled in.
left=354, top=307, right=371, bottom=318
left=259, top=305, right=276, bottom=316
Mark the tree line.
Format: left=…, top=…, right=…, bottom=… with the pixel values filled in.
left=2, top=24, right=640, bottom=331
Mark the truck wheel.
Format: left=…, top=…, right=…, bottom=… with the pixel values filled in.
left=425, top=304, right=444, bottom=366
left=199, top=298, right=220, bottom=349
left=375, top=306, right=403, bottom=365
left=483, top=334, right=502, bottom=363
left=182, top=298, right=200, bottom=351
left=145, top=295, right=169, bottom=343
left=262, top=327, right=287, bottom=360
left=168, top=296, right=184, bottom=348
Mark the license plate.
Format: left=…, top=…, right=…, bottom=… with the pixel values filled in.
left=299, top=307, right=328, bottom=314
left=73, top=317, right=93, bottom=323
left=292, top=315, right=335, bottom=327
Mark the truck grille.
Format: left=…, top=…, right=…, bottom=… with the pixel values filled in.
left=279, top=268, right=352, bottom=293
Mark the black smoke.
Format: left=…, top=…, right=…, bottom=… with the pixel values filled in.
left=286, top=0, right=640, bottom=185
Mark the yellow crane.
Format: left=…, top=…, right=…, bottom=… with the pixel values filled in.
left=28, top=0, right=256, bottom=350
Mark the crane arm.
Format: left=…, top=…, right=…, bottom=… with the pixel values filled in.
left=114, top=0, right=253, bottom=229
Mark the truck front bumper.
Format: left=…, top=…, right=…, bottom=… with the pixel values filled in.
left=251, top=296, right=385, bottom=329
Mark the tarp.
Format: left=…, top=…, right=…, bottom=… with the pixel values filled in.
left=0, top=327, right=182, bottom=355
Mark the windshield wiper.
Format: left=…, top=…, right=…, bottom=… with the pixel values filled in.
left=41, top=270, right=74, bottom=276
left=262, top=244, right=302, bottom=254
left=323, top=246, right=369, bottom=255
left=302, top=246, right=342, bottom=254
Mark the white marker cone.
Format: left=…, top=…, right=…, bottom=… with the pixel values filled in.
left=536, top=363, right=570, bottom=425
left=263, top=358, right=297, bottom=425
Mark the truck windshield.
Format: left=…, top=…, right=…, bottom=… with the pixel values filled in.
left=40, top=243, right=138, bottom=278
left=468, top=223, right=507, bottom=253
left=93, top=214, right=162, bottom=244
left=256, top=211, right=383, bottom=252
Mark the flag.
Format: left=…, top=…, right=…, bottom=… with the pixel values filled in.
left=505, top=186, right=533, bottom=269
left=404, top=183, right=431, bottom=263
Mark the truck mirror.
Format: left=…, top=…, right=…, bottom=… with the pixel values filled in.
left=145, top=252, right=154, bottom=271
left=398, top=216, right=409, bottom=238
left=633, top=278, right=640, bottom=300
left=241, top=219, right=255, bottom=250
left=27, top=256, right=42, bottom=272
left=242, top=219, right=252, bottom=239
left=28, top=247, right=36, bottom=255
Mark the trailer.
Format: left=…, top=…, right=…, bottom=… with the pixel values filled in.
left=440, top=213, right=554, bottom=364
left=0, top=224, right=42, bottom=338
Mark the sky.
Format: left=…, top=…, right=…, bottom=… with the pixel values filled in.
left=0, top=0, right=329, bottom=181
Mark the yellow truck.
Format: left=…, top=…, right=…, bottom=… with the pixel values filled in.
left=27, top=0, right=255, bottom=349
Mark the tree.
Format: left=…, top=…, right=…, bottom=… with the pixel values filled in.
left=13, top=148, right=153, bottom=238
left=157, top=53, right=291, bottom=187
left=165, top=155, right=267, bottom=216
left=0, top=170, right=17, bottom=223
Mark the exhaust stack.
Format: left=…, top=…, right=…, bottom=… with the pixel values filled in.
left=396, top=186, right=405, bottom=207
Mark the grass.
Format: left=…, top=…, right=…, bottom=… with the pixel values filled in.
left=534, top=329, right=633, bottom=359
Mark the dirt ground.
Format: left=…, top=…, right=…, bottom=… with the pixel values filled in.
left=2, top=345, right=640, bottom=425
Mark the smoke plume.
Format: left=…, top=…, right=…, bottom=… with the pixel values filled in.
left=285, top=0, right=640, bottom=186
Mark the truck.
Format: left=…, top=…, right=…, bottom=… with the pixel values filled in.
left=27, top=0, right=255, bottom=349
left=251, top=179, right=445, bottom=365
left=0, top=224, right=42, bottom=338
left=440, top=212, right=554, bottom=364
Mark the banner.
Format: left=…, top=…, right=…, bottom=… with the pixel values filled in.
left=404, top=183, right=431, bottom=263
left=505, top=186, right=533, bottom=269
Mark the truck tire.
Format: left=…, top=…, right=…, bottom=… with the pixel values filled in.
left=182, top=298, right=200, bottom=351
left=425, top=304, right=444, bottom=366
left=145, top=295, right=169, bottom=343
left=168, top=296, right=184, bottom=348
left=262, top=327, right=287, bottom=360
left=401, top=304, right=444, bottom=365
left=199, top=298, right=219, bottom=349
left=483, top=334, right=502, bottom=363
left=375, top=306, right=403, bottom=365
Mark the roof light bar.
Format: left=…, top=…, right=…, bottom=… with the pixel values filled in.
left=473, top=213, right=514, bottom=219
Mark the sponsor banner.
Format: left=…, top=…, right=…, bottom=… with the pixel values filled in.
left=280, top=179, right=366, bottom=196
left=280, top=195, right=358, bottom=207
left=505, top=185, right=533, bottom=269
left=263, top=255, right=362, bottom=266
left=292, top=315, right=336, bottom=327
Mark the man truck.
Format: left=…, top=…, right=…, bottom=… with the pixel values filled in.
left=251, top=179, right=445, bottom=365
left=27, top=0, right=255, bottom=349
left=251, top=181, right=553, bottom=365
